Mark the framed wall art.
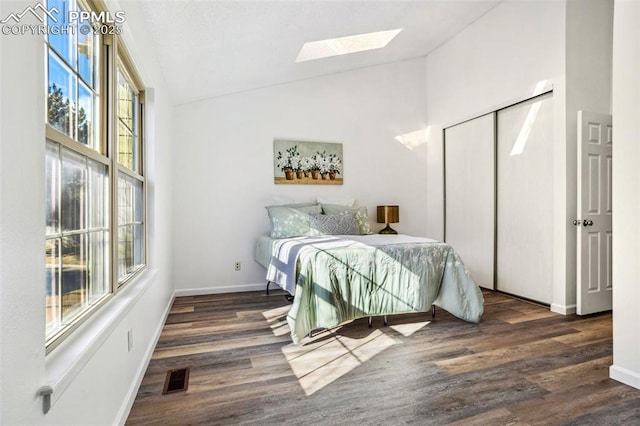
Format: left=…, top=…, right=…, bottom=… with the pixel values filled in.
left=273, top=139, right=343, bottom=185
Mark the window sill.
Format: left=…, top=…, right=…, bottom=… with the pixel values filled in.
left=45, top=267, right=158, bottom=408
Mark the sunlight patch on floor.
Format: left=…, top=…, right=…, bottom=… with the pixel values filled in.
left=262, top=305, right=290, bottom=321
left=270, top=319, right=291, bottom=336
left=390, top=320, right=430, bottom=337
left=282, top=329, right=401, bottom=396
left=262, top=305, right=291, bottom=336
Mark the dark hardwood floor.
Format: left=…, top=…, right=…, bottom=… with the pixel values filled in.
left=127, top=290, right=640, bottom=425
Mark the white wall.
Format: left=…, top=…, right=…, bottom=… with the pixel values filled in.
left=172, top=58, right=428, bottom=294
left=610, top=0, right=640, bottom=390
left=0, top=0, right=175, bottom=424
left=0, top=2, right=47, bottom=420
left=425, top=0, right=568, bottom=308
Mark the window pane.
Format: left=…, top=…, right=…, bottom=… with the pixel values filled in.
left=88, top=159, right=108, bottom=229
left=117, top=70, right=138, bottom=172
left=87, top=230, right=109, bottom=304
left=47, top=0, right=76, bottom=66
left=118, top=174, right=144, bottom=282
left=118, top=72, right=134, bottom=128
left=118, top=174, right=132, bottom=224
left=118, top=174, right=143, bottom=225
left=46, top=142, right=60, bottom=236
left=77, top=3, right=95, bottom=87
left=48, top=52, right=77, bottom=138
left=118, top=121, right=134, bottom=170
left=77, top=81, right=94, bottom=148
left=46, top=238, right=61, bottom=336
left=61, top=233, right=87, bottom=324
left=134, top=180, right=144, bottom=223
left=118, top=225, right=133, bottom=281
left=61, top=148, right=86, bottom=232
left=133, top=224, right=144, bottom=266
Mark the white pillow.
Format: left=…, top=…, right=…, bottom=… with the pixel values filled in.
left=316, top=197, right=355, bottom=207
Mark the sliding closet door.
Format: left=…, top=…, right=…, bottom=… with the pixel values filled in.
left=496, top=93, right=554, bottom=303
left=445, top=113, right=495, bottom=289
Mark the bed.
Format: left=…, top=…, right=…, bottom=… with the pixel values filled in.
left=255, top=232, right=484, bottom=344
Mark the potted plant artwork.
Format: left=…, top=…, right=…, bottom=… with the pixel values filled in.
left=299, top=157, right=311, bottom=177
left=309, top=154, right=321, bottom=179
left=276, top=145, right=300, bottom=180
left=273, top=139, right=343, bottom=185
left=315, top=151, right=330, bottom=180
left=328, top=153, right=341, bottom=180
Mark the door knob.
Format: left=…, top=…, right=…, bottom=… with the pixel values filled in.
left=573, top=219, right=581, bottom=226
left=583, top=219, right=594, bottom=226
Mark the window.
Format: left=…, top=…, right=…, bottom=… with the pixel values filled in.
left=116, top=65, right=145, bottom=283
left=45, top=0, right=145, bottom=349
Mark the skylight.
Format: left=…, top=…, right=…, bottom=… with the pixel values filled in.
left=296, top=28, right=403, bottom=62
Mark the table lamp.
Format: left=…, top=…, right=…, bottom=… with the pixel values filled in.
left=377, top=205, right=399, bottom=234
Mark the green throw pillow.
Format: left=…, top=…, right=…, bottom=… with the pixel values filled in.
left=266, top=204, right=322, bottom=238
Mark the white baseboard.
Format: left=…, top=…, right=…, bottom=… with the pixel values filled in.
left=175, top=283, right=267, bottom=297
left=115, top=288, right=175, bottom=425
left=610, top=365, right=640, bottom=390
left=550, top=303, right=576, bottom=315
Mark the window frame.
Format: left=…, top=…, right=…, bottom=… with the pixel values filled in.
left=45, top=0, right=147, bottom=352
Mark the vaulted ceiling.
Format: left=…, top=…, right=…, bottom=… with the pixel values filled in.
left=137, top=0, right=501, bottom=105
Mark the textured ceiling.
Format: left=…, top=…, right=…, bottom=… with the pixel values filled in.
left=137, top=0, right=501, bottom=105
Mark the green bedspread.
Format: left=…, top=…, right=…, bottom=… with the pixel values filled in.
left=281, top=236, right=484, bottom=344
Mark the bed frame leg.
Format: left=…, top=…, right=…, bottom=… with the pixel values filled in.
left=266, top=281, right=271, bottom=295
left=308, top=328, right=326, bottom=338
left=368, top=315, right=387, bottom=327
left=432, top=305, right=436, bottom=318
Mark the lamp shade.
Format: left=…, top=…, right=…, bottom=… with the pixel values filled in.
left=377, top=205, right=399, bottom=224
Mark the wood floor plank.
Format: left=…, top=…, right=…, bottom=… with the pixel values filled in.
left=551, top=327, right=612, bottom=348
left=151, top=333, right=292, bottom=360
left=507, top=378, right=638, bottom=424
left=446, top=408, right=525, bottom=426
left=434, top=338, right=571, bottom=375
left=126, top=290, right=640, bottom=425
left=526, top=355, right=613, bottom=392
left=503, top=309, right=561, bottom=324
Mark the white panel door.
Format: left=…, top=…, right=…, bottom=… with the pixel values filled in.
left=496, top=93, right=554, bottom=303
left=444, top=113, right=495, bottom=289
left=576, top=111, right=612, bottom=315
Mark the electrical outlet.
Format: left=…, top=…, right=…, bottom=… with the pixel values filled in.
left=234, top=261, right=241, bottom=271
